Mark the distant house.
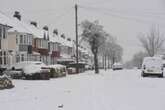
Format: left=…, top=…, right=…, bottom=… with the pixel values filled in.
left=57, top=35, right=74, bottom=65
left=32, top=27, right=49, bottom=64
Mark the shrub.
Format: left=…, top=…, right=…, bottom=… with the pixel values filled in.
left=49, top=68, right=59, bottom=78
left=0, top=75, right=14, bottom=90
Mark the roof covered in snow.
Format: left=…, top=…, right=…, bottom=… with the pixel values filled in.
left=49, top=33, right=73, bottom=47
left=0, top=12, right=13, bottom=27
left=49, top=34, right=61, bottom=43
left=8, top=18, right=32, bottom=34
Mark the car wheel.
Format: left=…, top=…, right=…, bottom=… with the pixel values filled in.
left=158, top=73, right=163, bottom=78
left=142, top=72, right=147, bottom=77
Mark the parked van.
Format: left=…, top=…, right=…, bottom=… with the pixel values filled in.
left=141, top=57, right=163, bottom=77
left=112, top=63, right=123, bottom=70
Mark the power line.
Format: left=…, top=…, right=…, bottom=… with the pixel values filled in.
left=47, top=7, right=73, bottom=26
left=80, top=5, right=165, bottom=17
left=79, top=5, right=165, bottom=27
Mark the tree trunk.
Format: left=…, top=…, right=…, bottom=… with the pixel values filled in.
left=104, top=54, right=107, bottom=71
left=112, top=56, right=115, bottom=67
left=94, top=50, right=99, bottom=74
left=102, top=54, right=104, bottom=69
left=108, top=55, right=110, bottom=69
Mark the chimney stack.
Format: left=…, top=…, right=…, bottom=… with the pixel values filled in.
left=61, top=34, right=65, bottom=39
left=43, top=26, right=49, bottom=40
left=67, top=38, right=71, bottom=41
left=30, top=21, right=37, bottom=27
left=43, top=26, right=49, bottom=31
left=53, top=29, right=58, bottom=35
left=13, top=11, right=21, bottom=21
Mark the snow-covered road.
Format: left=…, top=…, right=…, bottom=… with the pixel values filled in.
left=0, top=69, right=165, bottom=110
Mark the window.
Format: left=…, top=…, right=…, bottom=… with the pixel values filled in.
left=0, top=40, right=1, bottom=49
left=0, top=51, right=2, bottom=65
left=24, top=35, right=26, bottom=44
left=16, top=35, right=18, bottom=44
left=27, top=35, right=29, bottom=45
left=40, top=39, right=42, bottom=48
left=19, top=45, right=28, bottom=51
left=29, top=36, right=32, bottom=45
left=44, top=33, right=46, bottom=40
left=3, top=27, right=6, bottom=39
left=20, top=35, right=23, bottom=44
left=3, top=51, right=6, bottom=65
left=28, top=35, right=32, bottom=45
left=21, top=54, right=24, bottom=61
left=16, top=54, right=20, bottom=63
left=0, top=26, right=2, bottom=39
left=55, top=43, right=58, bottom=51
left=0, top=26, right=7, bottom=39
left=37, top=39, right=41, bottom=48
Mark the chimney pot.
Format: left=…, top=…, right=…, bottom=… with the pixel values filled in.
left=30, top=21, right=37, bottom=27
left=13, top=11, right=21, bottom=21
left=43, top=26, right=49, bottom=31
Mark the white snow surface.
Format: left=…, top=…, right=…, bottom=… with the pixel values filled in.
left=0, top=69, right=165, bottom=110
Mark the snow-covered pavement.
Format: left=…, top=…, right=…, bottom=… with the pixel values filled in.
left=0, top=69, right=165, bottom=110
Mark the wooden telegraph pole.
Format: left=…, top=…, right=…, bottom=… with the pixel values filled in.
left=75, top=4, right=79, bottom=73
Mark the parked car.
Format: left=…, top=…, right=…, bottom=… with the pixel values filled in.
left=9, top=61, right=50, bottom=80
left=67, top=67, right=76, bottom=74
left=47, top=64, right=67, bottom=78
left=112, top=63, right=123, bottom=70
left=85, top=64, right=93, bottom=70
left=162, top=60, right=165, bottom=68
left=141, top=57, right=163, bottom=77
left=3, top=70, right=23, bottom=79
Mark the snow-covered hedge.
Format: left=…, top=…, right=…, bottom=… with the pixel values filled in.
left=0, top=75, right=14, bottom=90
left=48, top=64, right=67, bottom=78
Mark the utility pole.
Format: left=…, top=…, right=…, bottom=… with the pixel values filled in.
left=75, top=4, right=79, bottom=73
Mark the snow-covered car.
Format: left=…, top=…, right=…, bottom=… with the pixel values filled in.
left=3, top=70, right=23, bottom=79
left=10, top=61, right=50, bottom=80
left=141, top=57, right=163, bottom=77
left=85, top=64, right=93, bottom=70
left=67, top=67, right=77, bottom=74
left=112, top=63, right=123, bottom=70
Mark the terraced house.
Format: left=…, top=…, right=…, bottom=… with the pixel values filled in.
left=48, top=30, right=61, bottom=64
left=7, top=12, right=33, bottom=64
left=0, top=13, right=13, bottom=67
left=1, top=11, right=49, bottom=66
left=0, top=11, right=93, bottom=68
left=31, top=25, right=49, bottom=64
left=57, top=34, right=74, bottom=65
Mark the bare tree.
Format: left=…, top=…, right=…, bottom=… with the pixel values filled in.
left=124, top=51, right=147, bottom=69
left=132, top=51, right=147, bottom=68
left=99, top=36, right=123, bottom=69
left=138, top=27, right=165, bottom=57
left=81, top=20, right=107, bottom=73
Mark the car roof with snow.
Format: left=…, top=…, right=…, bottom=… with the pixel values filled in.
left=143, top=57, right=162, bottom=62
left=11, top=61, right=46, bottom=69
left=113, top=63, right=122, bottom=66
left=143, top=57, right=163, bottom=66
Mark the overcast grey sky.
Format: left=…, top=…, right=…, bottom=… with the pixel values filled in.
left=0, top=0, right=165, bottom=62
